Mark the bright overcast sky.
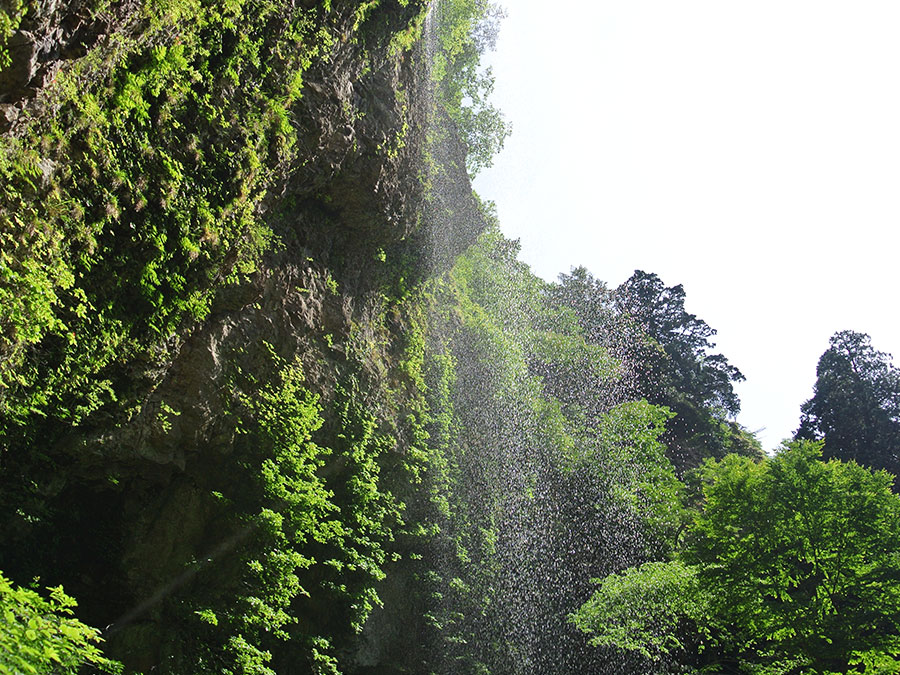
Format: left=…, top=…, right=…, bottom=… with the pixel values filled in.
left=473, top=0, right=900, bottom=451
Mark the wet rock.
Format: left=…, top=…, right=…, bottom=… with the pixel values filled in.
left=0, top=103, right=19, bottom=128
left=0, top=0, right=142, bottom=115
left=1, top=3, right=481, bottom=668
left=0, top=31, right=38, bottom=99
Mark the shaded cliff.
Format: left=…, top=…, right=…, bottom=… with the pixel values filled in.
left=0, top=0, right=491, bottom=671
left=2, top=2, right=697, bottom=674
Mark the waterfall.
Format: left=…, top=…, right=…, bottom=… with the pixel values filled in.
left=350, top=4, right=669, bottom=672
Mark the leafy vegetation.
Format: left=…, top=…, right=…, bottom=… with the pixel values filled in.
left=551, top=267, right=761, bottom=471
left=386, top=227, right=688, bottom=673
left=616, top=270, right=744, bottom=417
left=0, top=571, right=122, bottom=674
left=797, top=330, right=900, bottom=479
left=171, top=353, right=408, bottom=673
left=0, top=0, right=434, bottom=672
left=0, top=1, right=28, bottom=72
left=0, top=0, right=342, bottom=447
left=3, top=0, right=898, bottom=673
left=571, top=561, right=706, bottom=662
left=429, top=0, right=510, bottom=175
left=575, top=441, right=900, bottom=674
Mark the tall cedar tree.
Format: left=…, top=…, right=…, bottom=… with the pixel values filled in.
left=797, top=330, right=900, bottom=480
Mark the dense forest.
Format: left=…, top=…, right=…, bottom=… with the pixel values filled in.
left=2, top=1, right=899, bottom=674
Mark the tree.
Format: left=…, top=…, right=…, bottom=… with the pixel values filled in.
left=547, top=267, right=646, bottom=408
left=574, top=442, right=900, bottom=674
left=430, top=0, right=511, bottom=176
left=548, top=268, right=759, bottom=471
left=570, top=560, right=707, bottom=665
left=615, top=271, right=756, bottom=469
left=797, top=330, right=900, bottom=478
left=615, top=270, right=744, bottom=416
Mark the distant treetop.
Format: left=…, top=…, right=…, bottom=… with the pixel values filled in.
left=797, top=329, right=900, bottom=480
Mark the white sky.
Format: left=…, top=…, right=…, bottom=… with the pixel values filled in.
left=473, top=0, right=900, bottom=452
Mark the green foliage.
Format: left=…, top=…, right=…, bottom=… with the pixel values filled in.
left=390, top=228, right=689, bottom=673
left=0, top=0, right=333, bottom=433
left=163, top=353, right=332, bottom=673
left=233, top=357, right=331, bottom=636
left=0, top=571, right=122, bottom=674
left=388, top=230, right=551, bottom=671
left=182, top=351, right=406, bottom=673
left=0, top=0, right=28, bottom=72
left=571, top=561, right=707, bottom=661
left=615, top=270, right=745, bottom=417
left=596, top=401, right=682, bottom=549
left=429, top=0, right=510, bottom=175
left=577, top=441, right=900, bottom=674
left=553, top=267, right=760, bottom=470
left=686, top=441, right=900, bottom=673
left=0, top=5, right=358, bottom=600
left=388, top=2, right=429, bottom=55
left=797, top=330, right=900, bottom=478
left=0, top=0, right=518, bottom=672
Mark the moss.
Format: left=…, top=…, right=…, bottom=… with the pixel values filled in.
left=0, top=0, right=336, bottom=431
left=0, top=0, right=28, bottom=71
left=0, top=0, right=529, bottom=672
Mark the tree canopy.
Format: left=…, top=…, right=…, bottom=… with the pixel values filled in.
left=430, top=0, right=510, bottom=175
left=797, top=330, right=900, bottom=479
left=550, top=268, right=759, bottom=471
left=615, top=270, right=744, bottom=417
left=573, top=441, right=900, bottom=674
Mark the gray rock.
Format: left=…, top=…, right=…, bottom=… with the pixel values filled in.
left=0, top=31, right=38, bottom=97
left=0, top=103, right=19, bottom=126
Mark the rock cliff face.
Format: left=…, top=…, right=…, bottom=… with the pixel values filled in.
left=1, top=0, right=139, bottom=129
left=0, top=0, right=487, bottom=671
